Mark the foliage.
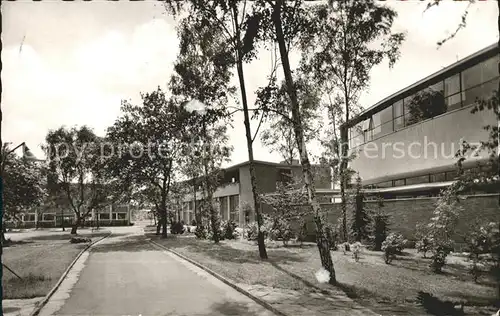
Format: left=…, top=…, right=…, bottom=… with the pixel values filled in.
left=464, top=222, right=500, bottom=283
left=261, top=179, right=308, bottom=246
left=349, top=176, right=371, bottom=242
left=195, top=225, right=208, bottom=239
left=351, top=242, right=363, bottom=262
left=426, top=184, right=463, bottom=273
left=324, top=223, right=338, bottom=251
left=245, top=219, right=271, bottom=241
left=405, top=89, right=447, bottom=126
left=382, top=233, right=406, bottom=264
left=415, top=224, right=432, bottom=258
left=2, top=147, right=45, bottom=223
left=44, top=126, right=108, bottom=234
left=222, top=220, right=239, bottom=240
left=170, top=221, right=185, bottom=235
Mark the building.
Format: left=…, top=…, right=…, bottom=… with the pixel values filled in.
left=6, top=204, right=132, bottom=229
left=176, top=160, right=330, bottom=227
left=331, top=43, right=500, bottom=241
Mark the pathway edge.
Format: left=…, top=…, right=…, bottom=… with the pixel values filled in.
left=148, top=239, right=288, bottom=316
left=29, top=232, right=111, bottom=316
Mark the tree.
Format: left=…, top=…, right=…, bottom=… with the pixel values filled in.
left=349, top=175, right=371, bottom=243
left=372, top=197, right=390, bottom=251
left=2, top=146, right=45, bottom=237
left=248, top=0, right=337, bottom=284
left=106, top=89, right=188, bottom=237
left=165, top=0, right=270, bottom=258
left=303, top=0, right=404, bottom=243
left=261, top=177, right=308, bottom=246
left=44, top=126, right=106, bottom=234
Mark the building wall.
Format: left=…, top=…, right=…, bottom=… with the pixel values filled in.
left=350, top=104, right=496, bottom=184
left=300, top=194, right=500, bottom=247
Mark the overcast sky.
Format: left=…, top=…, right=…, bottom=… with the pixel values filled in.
left=1, top=1, right=498, bottom=166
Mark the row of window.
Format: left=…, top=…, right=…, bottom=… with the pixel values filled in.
left=366, top=165, right=492, bottom=189
left=23, top=213, right=127, bottom=221
left=349, top=55, right=499, bottom=148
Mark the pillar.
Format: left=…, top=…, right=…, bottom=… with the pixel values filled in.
left=109, top=204, right=113, bottom=222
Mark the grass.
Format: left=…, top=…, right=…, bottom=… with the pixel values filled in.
left=149, top=234, right=499, bottom=315
left=2, top=230, right=109, bottom=299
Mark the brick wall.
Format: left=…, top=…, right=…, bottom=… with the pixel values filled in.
left=279, top=194, right=500, bottom=244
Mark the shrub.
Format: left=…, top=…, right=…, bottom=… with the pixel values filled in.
left=416, top=237, right=432, bottom=258
left=245, top=220, right=270, bottom=241
left=351, top=242, right=363, bottom=262
left=195, top=225, right=207, bottom=239
left=269, top=218, right=295, bottom=246
left=465, top=222, right=499, bottom=282
left=222, top=220, right=238, bottom=240
left=372, top=213, right=390, bottom=251
left=170, top=221, right=185, bottom=234
left=191, top=220, right=197, bottom=226
left=382, top=233, right=406, bottom=264
left=324, top=223, right=338, bottom=250
left=297, top=221, right=308, bottom=245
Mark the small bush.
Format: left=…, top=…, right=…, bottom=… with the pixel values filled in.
left=245, top=221, right=270, bottom=241
left=170, top=221, right=185, bottom=234
left=416, top=237, right=432, bottom=258
left=195, top=225, right=207, bottom=239
left=372, top=213, right=390, bottom=251
left=351, top=242, right=363, bottom=262
left=430, top=245, right=452, bottom=273
left=269, top=218, right=295, bottom=246
left=324, top=224, right=338, bottom=250
left=222, top=220, right=238, bottom=240
left=191, top=220, right=197, bottom=226
left=382, top=233, right=406, bottom=264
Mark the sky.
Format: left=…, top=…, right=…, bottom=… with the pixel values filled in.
left=1, top=1, right=498, bottom=167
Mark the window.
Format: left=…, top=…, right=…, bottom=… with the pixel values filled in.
left=463, top=77, right=499, bottom=107
left=220, top=196, right=228, bottom=220
left=361, top=119, right=371, bottom=141
left=403, top=94, right=418, bottom=126
left=25, top=214, right=35, bottom=221
left=462, top=63, right=482, bottom=90
left=444, top=73, right=461, bottom=110
left=374, top=181, right=392, bottom=188
left=349, top=122, right=364, bottom=148
left=393, top=100, right=404, bottom=130
left=406, top=175, right=429, bottom=185
left=99, top=213, right=110, bottom=220
left=189, top=201, right=194, bottom=210
left=277, top=169, right=292, bottom=185
left=379, top=106, right=393, bottom=125
left=394, top=179, right=405, bottom=186
left=116, top=213, right=126, bottom=220
left=431, top=172, right=446, bottom=183
left=445, top=171, right=457, bottom=181
left=43, top=214, right=55, bottom=221
left=229, top=195, right=239, bottom=222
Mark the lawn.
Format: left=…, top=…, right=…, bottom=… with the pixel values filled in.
left=2, top=230, right=110, bottom=299
left=149, top=234, right=499, bottom=315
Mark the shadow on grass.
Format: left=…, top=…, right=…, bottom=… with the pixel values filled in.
left=91, top=234, right=154, bottom=253
left=150, top=234, right=307, bottom=264
left=3, top=274, right=52, bottom=299
left=2, top=240, right=34, bottom=247
left=23, top=231, right=121, bottom=242
left=203, top=301, right=263, bottom=316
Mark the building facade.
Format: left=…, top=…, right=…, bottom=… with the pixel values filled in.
left=342, top=43, right=498, bottom=193
left=176, top=160, right=330, bottom=227
left=6, top=204, right=132, bottom=229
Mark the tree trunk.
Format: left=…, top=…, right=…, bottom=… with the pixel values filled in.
left=202, top=120, right=220, bottom=243
left=232, top=3, right=268, bottom=259
left=272, top=0, right=335, bottom=284
left=71, top=215, right=81, bottom=235
left=340, top=126, right=349, bottom=242
left=61, top=208, right=65, bottom=231
left=496, top=0, right=500, bottom=300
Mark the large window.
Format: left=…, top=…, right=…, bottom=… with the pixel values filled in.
left=345, top=52, right=498, bottom=148
left=444, top=73, right=462, bottom=110
left=393, top=100, right=404, bottom=130
left=229, top=195, right=239, bottom=223
left=220, top=196, right=228, bottom=220
left=43, top=214, right=55, bottom=221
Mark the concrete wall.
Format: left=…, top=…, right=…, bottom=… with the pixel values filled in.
left=350, top=104, right=497, bottom=184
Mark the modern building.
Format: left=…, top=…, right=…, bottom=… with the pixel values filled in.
left=176, top=160, right=330, bottom=227
left=329, top=43, right=500, bottom=241
left=342, top=43, right=499, bottom=196
left=6, top=204, right=132, bottom=229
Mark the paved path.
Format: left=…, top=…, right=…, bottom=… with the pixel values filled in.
left=37, top=226, right=276, bottom=316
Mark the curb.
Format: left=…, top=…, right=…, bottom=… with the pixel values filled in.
left=29, top=232, right=112, bottom=316
left=148, top=239, right=288, bottom=316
